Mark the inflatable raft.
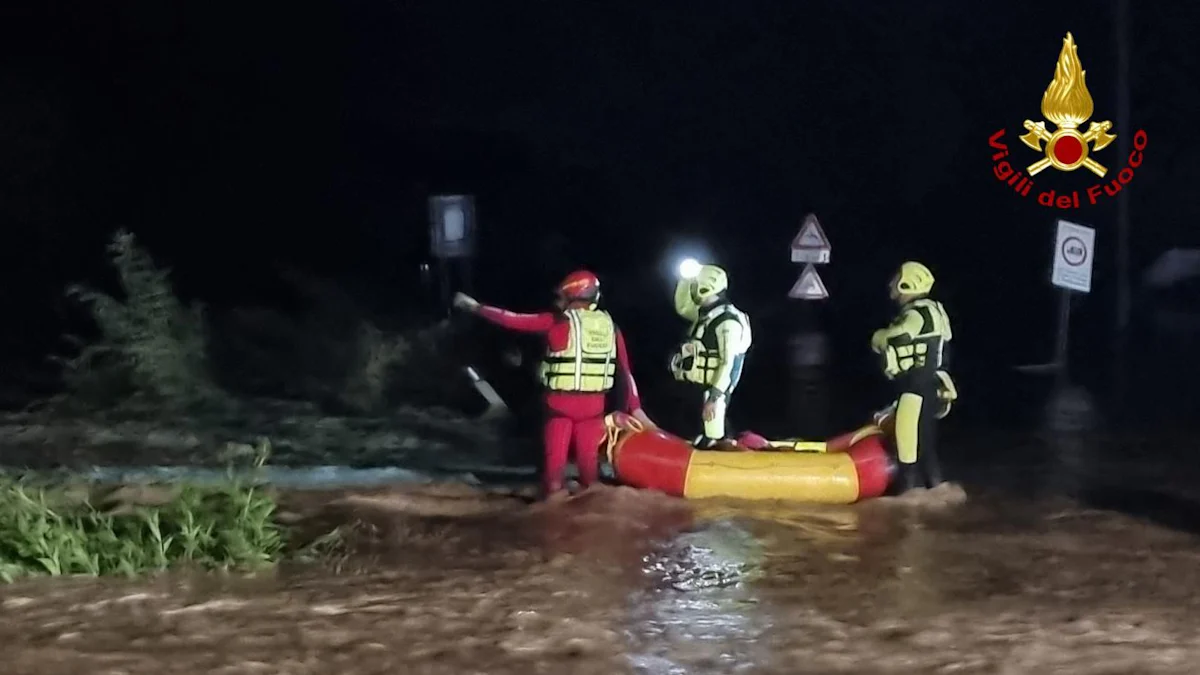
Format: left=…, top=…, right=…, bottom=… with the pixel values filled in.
left=602, top=415, right=896, bottom=504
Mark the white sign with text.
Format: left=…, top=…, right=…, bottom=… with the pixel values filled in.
left=1051, top=219, right=1095, bottom=293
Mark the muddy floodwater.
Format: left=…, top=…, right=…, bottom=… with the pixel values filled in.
left=4, top=479, right=1200, bottom=674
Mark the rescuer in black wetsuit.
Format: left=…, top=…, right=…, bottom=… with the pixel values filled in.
left=871, top=261, right=958, bottom=493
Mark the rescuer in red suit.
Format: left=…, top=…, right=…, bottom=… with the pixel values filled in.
left=453, top=270, right=656, bottom=499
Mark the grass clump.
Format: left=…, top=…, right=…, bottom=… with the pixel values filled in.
left=0, top=463, right=283, bottom=583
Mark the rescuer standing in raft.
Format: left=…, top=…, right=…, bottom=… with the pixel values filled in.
left=453, top=271, right=655, bottom=499
left=669, top=262, right=753, bottom=449
left=871, top=261, right=958, bottom=492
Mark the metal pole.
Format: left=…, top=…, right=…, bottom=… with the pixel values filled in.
left=1055, top=289, right=1072, bottom=388
left=461, top=256, right=473, bottom=296
left=1113, top=0, right=1131, bottom=403
left=438, top=257, right=452, bottom=318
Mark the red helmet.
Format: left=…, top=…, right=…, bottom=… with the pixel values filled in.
left=556, top=270, right=600, bottom=303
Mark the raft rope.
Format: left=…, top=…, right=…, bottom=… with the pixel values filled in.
left=602, top=413, right=645, bottom=465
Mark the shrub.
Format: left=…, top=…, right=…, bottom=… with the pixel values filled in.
left=339, top=322, right=413, bottom=413
left=209, top=276, right=471, bottom=414
left=53, top=230, right=221, bottom=411
left=50, top=232, right=468, bottom=417
left=380, top=319, right=478, bottom=411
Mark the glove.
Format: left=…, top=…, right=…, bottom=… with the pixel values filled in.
left=870, top=329, right=888, bottom=354
left=670, top=343, right=698, bottom=382
left=936, top=400, right=954, bottom=419
left=935, top=370, right=958, bottom=419
left=668, top=353, right=684, bottom=380
left=935, top=370, right=958, bottom=401
left=452, top=292, right=480, bottom=313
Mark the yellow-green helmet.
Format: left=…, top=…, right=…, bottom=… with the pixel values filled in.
left=691, top=265, right=729, bottom=303
left=892, top=261, right=934, bottom=296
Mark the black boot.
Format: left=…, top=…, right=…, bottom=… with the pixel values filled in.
left=898, top=463, right=921, bottom=493
left=922, top=461, right=944, bottom=489
left=920, top=449, right=944, bottom=488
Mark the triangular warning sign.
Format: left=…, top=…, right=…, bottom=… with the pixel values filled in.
left=789, top=264, right=829, bottom=300
left=791, top=214, right=831, bottom=250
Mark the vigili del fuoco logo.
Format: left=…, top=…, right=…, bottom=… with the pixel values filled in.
left=989, top=32, right=1147, bottom=209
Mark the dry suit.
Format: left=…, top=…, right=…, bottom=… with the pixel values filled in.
left=670, top=265, right=752, bottom=448
left=872, top=296, right=954, bottom=491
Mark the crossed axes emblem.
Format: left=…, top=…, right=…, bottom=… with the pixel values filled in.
left=1020, top=120, right=1117, bottom=177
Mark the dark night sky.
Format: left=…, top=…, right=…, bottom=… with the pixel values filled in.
left=1, top=1, right=1198, bottom=396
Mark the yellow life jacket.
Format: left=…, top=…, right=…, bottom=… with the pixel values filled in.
left=875, top=298, right=952, bottom=380
left=671, top=303, right=751, bottom=387
left=539, top=308, right=618, bottom=392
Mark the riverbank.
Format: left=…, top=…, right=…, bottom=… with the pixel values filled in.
left=0, top=398, right=512, bottom=470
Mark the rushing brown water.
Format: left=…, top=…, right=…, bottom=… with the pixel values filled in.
left=4, top=481, right=1200, bottom=674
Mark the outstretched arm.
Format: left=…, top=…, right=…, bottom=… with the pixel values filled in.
left=455, top=292, right=557, bottom=333
left=476, top=305, right=558, bottom=334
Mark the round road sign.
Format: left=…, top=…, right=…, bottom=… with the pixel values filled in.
left=1061, top=236, right=1088, bottom=267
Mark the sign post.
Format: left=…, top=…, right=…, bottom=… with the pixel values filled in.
left=1050, top=219, right=1096, bottom=385
left=1114, top=0, right=1131, bottom=410
left=787, top=214, right=832, bottom=380
left=428, top=195, right=477, bottom=314
left=789, top=214, right=831, bottom=301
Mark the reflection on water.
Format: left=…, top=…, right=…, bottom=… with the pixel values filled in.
left=629, top=522, right=768, bottom=673
left=4, top=468, right=1200, bottom=673
left=1040, top=384, right=1099, bottom=498
left=784, top=370, right=830, bottom=440
left=1044, top=384, right=1097, bottom=434
left=643, top=520, right=762, bottom=591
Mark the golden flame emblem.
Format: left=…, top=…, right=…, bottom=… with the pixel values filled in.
left=1019, top=33, right=1117, bottom=177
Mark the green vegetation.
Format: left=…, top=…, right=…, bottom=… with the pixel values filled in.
left=0, top=481, right=282, bottom=582
left=50, top=230, right=221, bottom=412
left=0, top=450, right=285, bottom=582
left=0, top=228, right=501, bottom=483
left=46, top=228, right=470, bottom=418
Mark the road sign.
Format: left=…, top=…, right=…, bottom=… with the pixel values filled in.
left=789, top=264, right=829, bottom=300
left=790, top=214, right=831, bottom=263
left=429, top=195, right=476, bottom=258
left=1051, top=219, right=1095, bottom=293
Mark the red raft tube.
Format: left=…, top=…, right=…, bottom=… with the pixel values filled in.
left=601, top=415, right=896, bottom=504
